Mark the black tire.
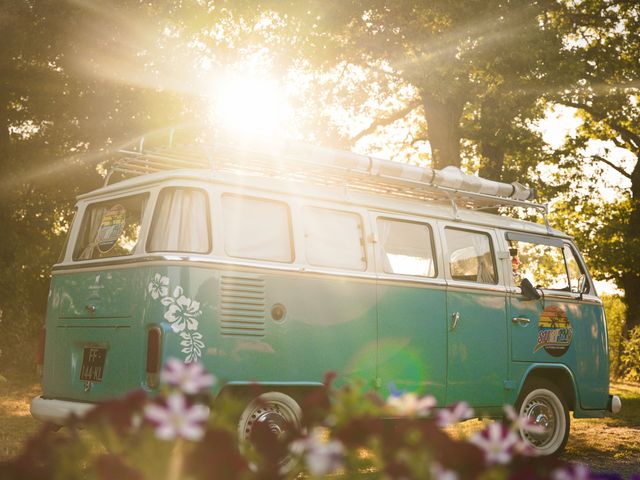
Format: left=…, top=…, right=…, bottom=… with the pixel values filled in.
left=515, top=378, right=570, bottom=456
left=237, top=391, right=303, bottom=473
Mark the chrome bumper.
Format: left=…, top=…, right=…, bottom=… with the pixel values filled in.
left=607, top=394, right=622, bottom=414
left=30, top=396, right=96, bottom=424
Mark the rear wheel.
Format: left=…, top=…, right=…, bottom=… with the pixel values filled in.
left=515, top=379, right=570, bottom=456
left=237, top=391, right=303, bottom=473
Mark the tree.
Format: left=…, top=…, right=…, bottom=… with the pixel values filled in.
left=550, top=1, right=640, bottom=332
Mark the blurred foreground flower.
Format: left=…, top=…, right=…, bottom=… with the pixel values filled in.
left=436, top=401, right=474, bottom=427
left=386, top=392, right=437, bottom=418
left=161, top=358, right=216, bottom=394
left=291, top=427, right=345, bottom=476
left=470, top=422, right=520, bottom=465
left=503, top=404, right=546, bottom=434
left=552, top=464, right=591, bottom=480
left=430, top=462, right=460, bottom=480
left=145, top=393, right=209, bottom=441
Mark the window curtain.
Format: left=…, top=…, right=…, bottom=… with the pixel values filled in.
left=78, top=206, right=107, bottom=260
left=149, top=189, right=209, bottom=253
left=471, top=234, right=495, bottom=284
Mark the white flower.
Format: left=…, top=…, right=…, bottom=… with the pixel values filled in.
left=161, top=358, right=215, bottom=394
left=503, top=404, right=547, bottom=435
left=552, top=464, right=591, bottom=480
left=144, top=393, right=209, bottom=441
left=164, top=288, right=201, bottom=333
left=430, top=462, right=459, bottom=480
left=436, top=401, right=474, bottom=427
left=148, top=274, right=169, bottom=300
left=386, top=392, right=437, bottom=418
left=292, top=428, right=345, bottom=477
left=470, top=422, right=520, bottom=465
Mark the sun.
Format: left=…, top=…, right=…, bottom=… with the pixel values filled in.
left=207, top=66, right=293, bottom=140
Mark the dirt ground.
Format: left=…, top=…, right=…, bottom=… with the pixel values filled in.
left=1, top=372, right=639, bottom=477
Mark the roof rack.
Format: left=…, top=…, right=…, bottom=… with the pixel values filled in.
left=107, top=131, right=550, bottom=231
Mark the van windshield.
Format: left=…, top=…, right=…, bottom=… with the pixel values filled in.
left=73, top=194, right=148, bottom=260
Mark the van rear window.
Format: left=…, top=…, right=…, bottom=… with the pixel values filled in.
left=73, top=194, right=148, bottom=260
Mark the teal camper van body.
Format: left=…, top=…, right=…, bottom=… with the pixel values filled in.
left=31, top=139, right=621, bottom=456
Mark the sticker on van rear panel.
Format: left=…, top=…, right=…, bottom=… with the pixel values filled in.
left=534, top=306, right=573, bottom=357
left=96, top=204, right=126, bottom=253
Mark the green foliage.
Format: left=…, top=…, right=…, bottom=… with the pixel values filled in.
left=621, top=326, right=640, bottom=384
left=603, top=295, right=627, bottom=378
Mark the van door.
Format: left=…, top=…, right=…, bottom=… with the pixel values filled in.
left=505, top=233, right=609, bottom=410
left=440, top=225, right=508, bottom=408
left=371, top=213, right=447, bottom=402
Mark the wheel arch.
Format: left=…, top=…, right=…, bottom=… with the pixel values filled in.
left=218, top=381, right=325, bottom=403
left=517, top=364, right=578, bottom=411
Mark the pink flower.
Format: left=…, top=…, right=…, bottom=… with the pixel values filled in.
left=144, top=393, right=209, bottom=441
left=470, top=422, right=520, bottom=465
left=436, top=401, right=474, bottom=427
left=552, top=464, right=591, bottom=480
left=291, top=428, right=345, bottom=476
left=386, top=392, right=437, bottom=417
left=430, top=462, right=459, bottom=480
left=503, top=404, right=546, bottom=435
left=161, top=358, right=215, bottom=394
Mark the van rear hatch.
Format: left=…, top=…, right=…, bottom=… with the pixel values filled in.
left=42, top=268, right=147, bottom=402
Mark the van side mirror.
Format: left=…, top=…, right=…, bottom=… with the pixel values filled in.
left=520, top=278, right=541, bottom=300
left=577, top=274, right=588, bottom=294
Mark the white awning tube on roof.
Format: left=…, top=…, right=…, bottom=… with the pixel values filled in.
left=283, top=141, right=535, bottom=201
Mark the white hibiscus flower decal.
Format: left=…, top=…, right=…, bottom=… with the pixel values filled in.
left=164, top=287, right=201, bottom=333
left=148, top=274, right=206, bottom=362
left=148, top=273, right=170, bottom=300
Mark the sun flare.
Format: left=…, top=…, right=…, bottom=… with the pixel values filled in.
left=207, top=69, right=293, bottom=140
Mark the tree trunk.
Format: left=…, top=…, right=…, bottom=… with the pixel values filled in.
left=479, top=142, right=505, bottom=181
left=421, top=93, right=465, bottom=169
left=622, top=160, right=640, bottom=332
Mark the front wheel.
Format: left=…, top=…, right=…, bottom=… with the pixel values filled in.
left=515, top=379, right=570, bottom=456
left=237, top=391, right=303, bottom=473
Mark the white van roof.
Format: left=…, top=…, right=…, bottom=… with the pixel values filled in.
left=79, top=166, right=568, bottom=240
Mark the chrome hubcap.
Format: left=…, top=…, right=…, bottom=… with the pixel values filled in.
left=523, top=399, right=556, bottom=446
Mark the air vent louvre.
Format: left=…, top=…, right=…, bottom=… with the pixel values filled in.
left=220, top=274, right=265, bottom=338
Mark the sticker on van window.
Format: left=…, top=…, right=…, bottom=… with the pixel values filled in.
left=534, top=306, right=573, bottom=357
left=96, top=204, right=126, bottom=253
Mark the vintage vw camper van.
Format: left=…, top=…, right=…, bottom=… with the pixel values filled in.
left=31, top=136, right=621, bottom=457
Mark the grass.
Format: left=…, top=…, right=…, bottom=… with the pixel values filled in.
left=0, top=369, right=41, bottom=461
left=1, top=374, right=639, bottom=476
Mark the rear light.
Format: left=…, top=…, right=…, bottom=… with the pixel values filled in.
left=36, top=326, right=46, bottom=377
left=146, top=326, right=162, bottom=388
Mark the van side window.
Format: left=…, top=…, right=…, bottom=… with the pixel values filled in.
left=148, top=188, right=211, bottom=254
left=73, top=194, right=148, bottom=261
left=222, top=194, right=293, bottom=263
left=445, top=228, right=497, bottom=284
left=303, top=207, right=366, bottom=270
left=508, top=238, right=585, bottom=292
left=377, top=218, right=436, bottom=277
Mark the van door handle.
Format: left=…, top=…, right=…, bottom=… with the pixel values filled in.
left=512, top=317, right=530, bottom=325
left=450, top=312, right=460, bottom=331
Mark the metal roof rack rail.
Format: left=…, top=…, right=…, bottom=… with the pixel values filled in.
left=107, top=129, right=550, bottom=230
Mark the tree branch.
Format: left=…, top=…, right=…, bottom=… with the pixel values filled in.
left=561, top=100, right=640, bottom=151
left=591, top=154, right=632, bottom=179
left=350, top=100, right=421, bottom=143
